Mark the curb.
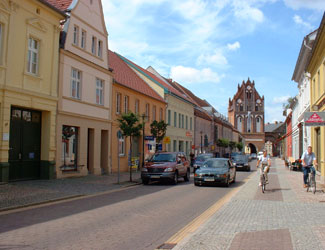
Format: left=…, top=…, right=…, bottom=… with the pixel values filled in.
left=0, top=180, right=142, bottom=214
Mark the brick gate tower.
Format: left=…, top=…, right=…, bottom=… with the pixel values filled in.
left=228, top=78, right=265, bottom=153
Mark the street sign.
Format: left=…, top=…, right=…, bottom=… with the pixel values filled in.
left=145, top=136, right=154, bottom=141
left=158, top=144, right=163, bottom=150
left=163, top=136, right=171, bottom=144
left=304, top=112, right=325, bottom=126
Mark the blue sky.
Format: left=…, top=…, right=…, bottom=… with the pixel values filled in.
left=102, top=0, right=325, bottom=123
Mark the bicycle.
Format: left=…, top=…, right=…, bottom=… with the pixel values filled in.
left=306, top=165, right=316, bottom=194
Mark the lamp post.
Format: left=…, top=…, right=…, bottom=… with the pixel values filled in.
left=141, top=114, right=147, bottom=170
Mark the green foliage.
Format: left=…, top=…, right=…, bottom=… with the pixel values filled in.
left=150, top=120, right=168, bottom=144
left=216, top=138, right=229, bottom=148
left=117, top=113, right=142, bottom=138
left=229, top=141, right=237, bottom=150
left=237, top=142, right=243, bottom=151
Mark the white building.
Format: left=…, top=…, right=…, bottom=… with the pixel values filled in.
left=291, top=30, right=317, bottom=158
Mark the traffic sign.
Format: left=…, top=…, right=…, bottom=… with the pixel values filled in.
left=163, top=136, right=171, bottom=144
left=145, top=136, right=154, bottom=141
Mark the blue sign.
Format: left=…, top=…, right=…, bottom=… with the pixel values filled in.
left=148, top=144, right=152, bottom=150
left=145, top=136, right=154, bottom=141
left=158, top=144, right=163, bottom=150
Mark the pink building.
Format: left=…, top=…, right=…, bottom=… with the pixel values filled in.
left=55, top=0, right=113, bottom=178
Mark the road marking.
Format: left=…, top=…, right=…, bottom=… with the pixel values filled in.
left=158, top=171, right=256, bottom=249
left=0, top=184, right=140, bottom=216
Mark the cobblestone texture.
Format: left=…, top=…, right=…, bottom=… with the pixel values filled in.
left=0, top=172, right=141, bottom=210
left=174, top=158, right=325, bottom=250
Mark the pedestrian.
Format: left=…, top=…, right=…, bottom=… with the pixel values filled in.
left=300, top=146, right=318, bottom=188
left=189, top=152, right=195, bottom=167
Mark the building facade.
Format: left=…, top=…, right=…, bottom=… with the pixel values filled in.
left=56, top=0, right=113, bottom=178
left=109, top=51, right=166, bottom=173
left=306, top=13, right=325, bottom=183
left=228, top=79, right=265, bottom=154
left=0, top=0, right=64, bottom=182
left=265, top=121, right=286, bottom=157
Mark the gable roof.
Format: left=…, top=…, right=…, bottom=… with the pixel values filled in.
left=43, top=0, right=73, bottom=11
left=116, top=55, right=195, bottom=105
left=108, top=50, right=165, bottom=103
left=265, top=122, right=285, bottom=132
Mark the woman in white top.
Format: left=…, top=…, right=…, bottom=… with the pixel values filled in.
left=256, top=149, right=271, bottom=186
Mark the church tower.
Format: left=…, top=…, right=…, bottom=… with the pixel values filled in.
left=228, top=78, right=265, bottom=153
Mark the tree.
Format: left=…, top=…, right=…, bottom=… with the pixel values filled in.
left=150, top=120, right=168, bottom=152
left=282, top=97, right=296, bottom=116
left=229, top=141, right=237, bottom=152
left=117, top=112, right=142, bottom=182
left=236, top=142, right=243, bottom=152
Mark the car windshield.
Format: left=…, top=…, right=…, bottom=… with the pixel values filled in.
left=149, top=154, right=176, bottom=162
left=196, top=155, right=212, bottom=162
left=234, top=155, right=246, bottom=161
left=202, top=160, right=228, bottom=168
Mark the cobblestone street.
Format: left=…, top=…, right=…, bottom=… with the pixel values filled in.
left=174, top=158, right=325, bottom=250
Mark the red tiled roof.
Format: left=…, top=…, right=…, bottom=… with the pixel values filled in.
left=118, top=55, right=194, bottom=105
left=43, top=0, right=73, bottom=11
left=108, top=50, right=165, bottom=103
left=194, top=108, right=212, bottom=121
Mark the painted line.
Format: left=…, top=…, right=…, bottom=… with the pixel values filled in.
left=0, top=182, right=141, bottom=215
left=158, top=171, right=256, bottom=249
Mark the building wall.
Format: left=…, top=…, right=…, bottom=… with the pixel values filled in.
left=111, top=83, right=166, bottom=173
left=194, top=115, right=213, bottom=154
left=0, top=0, right=64, bottom=182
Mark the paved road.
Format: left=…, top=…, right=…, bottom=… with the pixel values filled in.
left=0, top=160, right=257, bottom=250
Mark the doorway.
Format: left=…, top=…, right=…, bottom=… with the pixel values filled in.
left=9, top=107, right=41, bottom=181
left=248, top=143, right=257, bottom=154
left=87, top=128, right=95, bottom=173
left=101, top=130, right=109, bottom=174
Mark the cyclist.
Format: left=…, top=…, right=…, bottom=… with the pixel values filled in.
left=256, top=149, right=271, bottom=186
left=301, top=146, right=318, bottom=188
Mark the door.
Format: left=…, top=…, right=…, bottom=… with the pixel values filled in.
left=9, top=108, right=41, bottom=181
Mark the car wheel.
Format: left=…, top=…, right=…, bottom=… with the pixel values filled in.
left=194, top=182, right=199, bottom=186
left=247, top=167, right=251, bottom=172
left=142, top=179, right=149, bottom=185
left=184, top=169, right=190, bottom=182
left=173, top=172, right=178, bottom=185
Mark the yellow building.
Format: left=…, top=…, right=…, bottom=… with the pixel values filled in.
left=307, top=14, right=325, bottom=183
left=0, top=0, right=65, bottom=182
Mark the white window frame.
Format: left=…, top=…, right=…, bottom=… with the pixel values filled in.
left=124, top=95, right=129, bottom=113
left=91, top=36, right=97, bottom=55
left=81, top=30, right=86, bottom=49
left=27, top=37, right=39, bottom=75
left=96, top=78, right=104, bottom=105
left=97, top=40, right=103, bottom=58
left=116, top=92, right=121, bottom=114
left=135, top=99, right=139, bottom=114
left=71, top=68, right=81, bottom=99
left=73, top=25, right=79, bottom=46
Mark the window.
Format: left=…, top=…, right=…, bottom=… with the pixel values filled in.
left=182, top=115, right=184, bottom=128
left=317, top=70, right=320, bottom=98
left=168, top=110, right=171, bottom=125
left=119, top=137, right=125, bottom=156
left=98, top=40, right=103, bottom=57
left=116, top=92, right=121, bottom=114
left=0, top=23, right=3, bottom=63
left=96, top=78, right=104, bottom=105
left=152, top=105, right=156, bottom=121
left=71, top=68, right=81, bottom=99
left=73, top=25, right=79, bottom=45
left=173, top=140, right=177, bottom=152
left=313, top=78, right=316, bottom=102
left=186, top=116, right=188, bottom=129
left=81, top=30, right=86, bottom=49
left=146, top=103, right=150, bottom=121
left=174, top=112, right=177, bottom=127
left=255, top=105, right=258, bottom=111
left=61, top=126, right=78, bottom=171
left=124, top=96, right=129, bottom=113
left=27, top=38, right=39, bottom=75
left=135, top=99, right=139, bottom=114
left=240, top=105, right=243, bottom=111
left=190, top=117, right=192, bottom=130
left=91, top=36, right=97, bottom=55
left=179, top=114, right=181, bottom=128
left=256, top=117, right=261, bottom=133
left=159, top=108, right=163, bottom=121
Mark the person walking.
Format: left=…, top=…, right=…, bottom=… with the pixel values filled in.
left=301, top=146, right=318, bottom=188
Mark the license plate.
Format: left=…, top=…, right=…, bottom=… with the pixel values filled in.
left=204, top=177, right=215, bottom=182
left=150, top=176, right=160, bottom=179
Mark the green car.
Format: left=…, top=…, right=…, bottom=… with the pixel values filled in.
left=194, top=158, right=236, bottom=187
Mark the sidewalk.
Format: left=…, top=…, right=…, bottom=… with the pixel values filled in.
left=0, top=172, right=141, bottom=211
left=174, top=158, right=325, bottom=250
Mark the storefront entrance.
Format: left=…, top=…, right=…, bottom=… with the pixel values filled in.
left=9, top=107, right=41, bottom=181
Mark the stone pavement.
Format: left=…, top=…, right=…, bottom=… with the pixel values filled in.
left=174, top=158, right=325, bottom=250
left=0, top=171, right=141, bottom=211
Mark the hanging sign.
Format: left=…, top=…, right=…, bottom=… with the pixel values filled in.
left=304, top=112, right=325, bottom=126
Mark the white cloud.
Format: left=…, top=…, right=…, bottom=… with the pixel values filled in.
left=170, top=66, right=222, bottom=84
left=293, top=15, right=314, bottom=31
left=233, top=1, right=265, bottom=23
left=265, top=105, right=285, bottom=123
left=227, top=41, right=241, bottom=51
left=197, top=50, right=228, bottom=67
left=284, top=0, right=325, bottom=10
left=272, top=95, right=290, bottom=104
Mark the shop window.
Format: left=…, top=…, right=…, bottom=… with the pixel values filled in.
left=61, top=126, right=78, bottom=171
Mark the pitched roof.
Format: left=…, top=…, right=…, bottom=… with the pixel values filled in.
left=42, top=0, right=73, bottom=11
left=117, top=55, right=195, bottom=105
left=108, top=50, right=165, bottom=103
left=194, top=108, right=213, bottom=121
left=265, top=122, right=285, bottom=132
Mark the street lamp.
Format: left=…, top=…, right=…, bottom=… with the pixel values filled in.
left=141, top=113, right=148, bottom=169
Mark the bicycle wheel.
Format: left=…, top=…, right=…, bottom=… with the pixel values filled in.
left=261, top=175, right=265, bottom=193
left=306, top=174, right=310, bottom=192
left=312, top=175, right=316, bottom=194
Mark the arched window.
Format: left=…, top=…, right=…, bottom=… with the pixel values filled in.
left=237, top=116, right=243, bottom=132
left=256, top=117, right=261, bottom=132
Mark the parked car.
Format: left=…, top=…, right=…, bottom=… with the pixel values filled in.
left=250, top=153, right=257, bottom=160
left=193, top=153, right=214, bottom=173
left=232, top=154, right=250, bottom=171
left=194, top=158, right=236, bottom=187
left=141, top=152, right=190, bottom=185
